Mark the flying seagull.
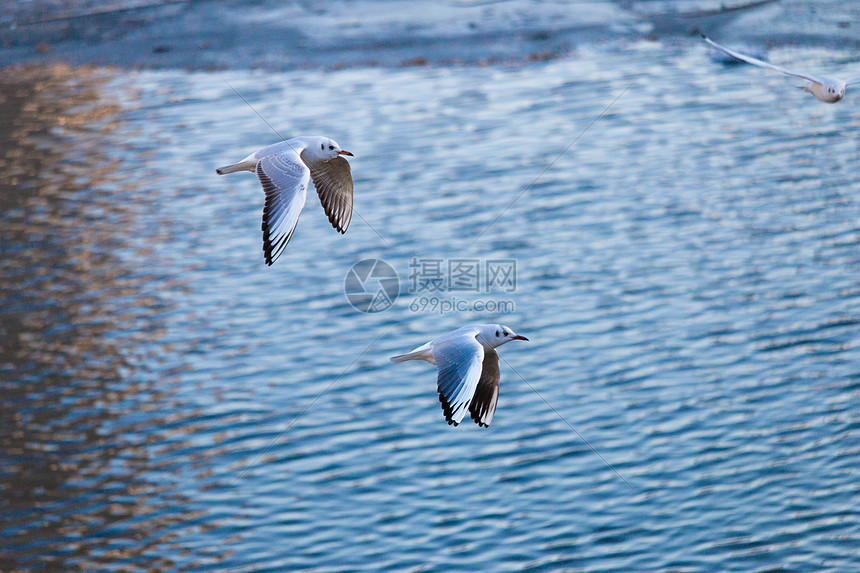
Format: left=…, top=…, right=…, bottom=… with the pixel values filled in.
left=702, top=35, right=860, bottom=103
left=216, top=135, right=354, bottom=265
left=390, top=324, right=528, bottom=427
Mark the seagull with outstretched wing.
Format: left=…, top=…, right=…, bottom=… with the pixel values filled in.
left=216, top=135, right=354, bottom=265
left=703, top=35, right=860, bottom=103
left=390, top=324, right=529, bottom=427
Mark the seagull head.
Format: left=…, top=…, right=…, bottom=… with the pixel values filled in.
left=478, top=324, right=529, bottom=348
left=307, top=136, right=354, bottom=161
left=822, top=80, right=845, bottom=102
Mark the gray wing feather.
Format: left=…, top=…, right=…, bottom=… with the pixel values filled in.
left=469, top=348, right=500, bottom=427
left=433, top=334, right=484, bottom=426
left=303, top=154, right=354, bottom=233
left=703, top=36, right=824, bottom=84
left=256, top=152, right=309, bottom=265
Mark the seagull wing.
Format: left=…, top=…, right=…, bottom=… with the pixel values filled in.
left=845, top=76, right=860, bottom=86
left=256, top=151, right=310, bottom=266
left=703, top=36, right=825, bottom=84
left=469, top=348, right=500, bottom=428
left=433, top=332, right=484, bottom=426
left=303, top=153, right=354, bottom=234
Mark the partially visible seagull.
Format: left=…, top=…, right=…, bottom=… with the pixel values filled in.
left=702, top=35, right=860, bottom=103
left=216, top=135, right=354, bottom=265
left=390, top=324, right=528, bottom=427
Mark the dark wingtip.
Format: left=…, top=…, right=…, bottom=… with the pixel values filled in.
left=263, top=242, right=273, bottom=266
left=439, top=392, right=459, bottom=426
left=327, top=215, right=340, bottom=232
left=215, top=168, right=224, bottom=175
left=326, top=212, right=349, bottom=235
left=470, top=406, right=490, bottom=428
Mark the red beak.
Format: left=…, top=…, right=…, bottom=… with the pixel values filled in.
left=338, top=150, right=354, bottom=156
left=512, top=335, right=529, bottom=341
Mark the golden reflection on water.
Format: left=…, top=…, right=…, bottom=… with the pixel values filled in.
left=0, top=65, right=226, bottom=571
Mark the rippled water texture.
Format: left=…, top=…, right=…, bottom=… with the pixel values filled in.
left=3, top=33, right=860, bottom=573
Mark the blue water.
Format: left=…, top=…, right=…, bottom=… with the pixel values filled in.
left=2, top=4, right=860, bottom=571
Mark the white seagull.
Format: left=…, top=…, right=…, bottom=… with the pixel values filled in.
left=216, top=135, right=354, bottom=265
left=390, top=324, right=528, bottom=427
left=703, top=35, right=860, bottom=103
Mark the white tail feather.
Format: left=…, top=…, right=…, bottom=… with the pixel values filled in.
left=215, top=160, right=257, bottom=175
left=389, top=343, right=434, bottom=364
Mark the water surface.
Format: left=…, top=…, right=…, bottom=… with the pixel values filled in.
left=2, top=8, right=860, bottom=572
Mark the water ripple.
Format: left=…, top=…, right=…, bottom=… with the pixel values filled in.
left=3, top=36, right=860, bottom=572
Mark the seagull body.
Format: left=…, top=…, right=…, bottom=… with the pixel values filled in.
left=703, top=35, right=860, bottom=103
left=390, top=324, right=528, bottom=427
left=216, top=135, right=354, bottom=265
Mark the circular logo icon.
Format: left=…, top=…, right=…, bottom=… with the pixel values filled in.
left=344, top=259, right=400, bottom=313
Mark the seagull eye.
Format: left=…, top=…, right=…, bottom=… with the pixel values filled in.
left=329, top=145, right=334, bottom=150
left=320, top=144, right=324, bottom=150
left=503, top=331, right=508, bottom=336
left=495, top=330, right=500, bottom=337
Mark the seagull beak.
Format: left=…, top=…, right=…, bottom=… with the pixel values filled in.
left=511, top=335, right=529, bottom=341
left=338, top=150, right=354, bottom=156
